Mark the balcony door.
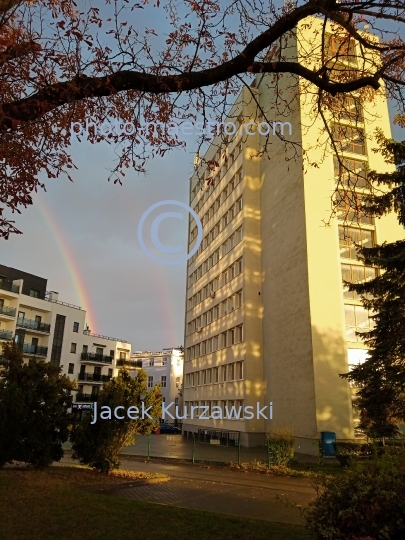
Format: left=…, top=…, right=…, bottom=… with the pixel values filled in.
left=94, top=366, right=101, bottom=381
left=34, top=315, right=41, bottom=329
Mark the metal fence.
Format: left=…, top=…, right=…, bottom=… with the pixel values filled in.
left=120, top=433, right=274, bottom=467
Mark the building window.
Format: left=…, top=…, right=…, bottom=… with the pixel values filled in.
left=161, top=376, right=167, bottom=388
left=236, top=325, right=243, bottom=343
left=149, top=358, right=154, bottom=367
left=213, top=367, right=219, bottom=383
left=119, top=351, right=126, bottom=360
left=336, top=191, right=373, bottom=224
left=339, top=227, right=374, bottom=260
left=333, top=157, right=370, bottom=190
left=108, top=368, right=113, bottom=377
left=341, top=264, right=377, bottom=300
left=51, top=314, right=66, bottom=367
left=345, top=305, right=375, bottom=342
left=176, top=376, right=180, bottom=388
left=70, top=343, right=77, bottom=354
left=73, top=322, right=79, bottom=333
left=68, top=363, right=74, bottom=374
left=110, top=350, right=114, bottom=358
left=148, top=376, right=153, bottom=388
left=332, top=124, right=366, bottom=155
left=29, top=289, right=40, bottom=298
left=327, top=34, right=357, bottom=64
left=82, top=345, right=88, bottom=354
left=96, top=347, right=103, bottom=356
left=162, top=357, right=168, bottom=365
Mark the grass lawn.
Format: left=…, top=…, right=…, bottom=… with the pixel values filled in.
left=0, top=467, right=312, bottom=540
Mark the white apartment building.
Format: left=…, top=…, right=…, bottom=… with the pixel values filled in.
left=127, top=349, right=184, bottom=422
left=182, top=20, right=404, bottom=451
left=0, top=264, right=131, bottom=417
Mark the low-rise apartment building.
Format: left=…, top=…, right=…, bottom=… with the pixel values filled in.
left=122, top=348, right=184, bottom=423
left=0, top=264, right=131, bottom=417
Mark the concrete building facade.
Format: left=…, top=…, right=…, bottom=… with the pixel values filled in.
left=182, top=20, right=404, bottom=451
left=125, top=349, right=184, bottom=423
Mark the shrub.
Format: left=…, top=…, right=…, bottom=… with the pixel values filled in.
left=334, top=442, right=363, bottom=467
left=0, top=341, right=74, bottom=468
left=266, top=425, right=294, bottom=466
left=304, top=451, right=405, bottom=540
left=70, top=369, right=162, bottom=473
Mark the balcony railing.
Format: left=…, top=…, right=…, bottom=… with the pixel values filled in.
left=0, top=330, right=13, bottom=340
left=0, top=279, right=19, bottom=294
left=22, top=343, right=48, bottom=356
left=0, top=305, right=16, bottom=318
left=78, top=373, right=112, bottom=383
left=80, top=352, right=113, bottom=364
left=83, top=330, right=128, bottom=343
left=76, top=393, right=99, bottom=403
left=116, top=358, right=143, bottom=368
left=17, top=318, right=51, bottom=333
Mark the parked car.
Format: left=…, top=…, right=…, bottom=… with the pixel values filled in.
left=158, top=423, right=181, bottom=434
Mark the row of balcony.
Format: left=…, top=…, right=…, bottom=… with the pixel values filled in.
left=78, top=373, right=111, bottom=383
left=22, top=343, right=48, bottom=356
left=0, top=305, right=16, bottom=318
left=17, top=317, right=51, bottom=333
left=0, top=336, right=118, bottom=364
left=116, top=358, right=142, bottom=368
left=0, top=329, right=13, bottom=340
left=0, top=338, right=48, bottom=356
left=76, top=393, right=99, bottom=403
left=80, top=352, right=113, bottom=363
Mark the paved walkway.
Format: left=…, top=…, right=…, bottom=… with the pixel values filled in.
left=108, top=478, right=309, bottom=525
left=58, top=454, right=316, bottom=525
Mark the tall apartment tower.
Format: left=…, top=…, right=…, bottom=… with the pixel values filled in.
left=182, top=18, right=404, bottom=451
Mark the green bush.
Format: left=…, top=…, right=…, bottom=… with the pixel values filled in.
left=0, top=342, right=74, bottom=468
left=70, top=369, right=161, bottom=473
left=304, top=451, right=405, bottom=540
left=334, top=441, right=373, bottom=467
left=266, top=425, right=294, bottom=466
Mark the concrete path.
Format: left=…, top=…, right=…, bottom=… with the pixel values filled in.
left=58, top=454, right=316, bottom=525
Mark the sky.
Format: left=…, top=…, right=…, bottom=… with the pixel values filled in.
left=1, top=2, right=404, bottom=352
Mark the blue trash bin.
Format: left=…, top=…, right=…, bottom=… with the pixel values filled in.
left=321, top=431, right=336, bottom=457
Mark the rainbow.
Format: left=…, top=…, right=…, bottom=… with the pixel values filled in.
left=35, top=193, right=97, bottom=333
